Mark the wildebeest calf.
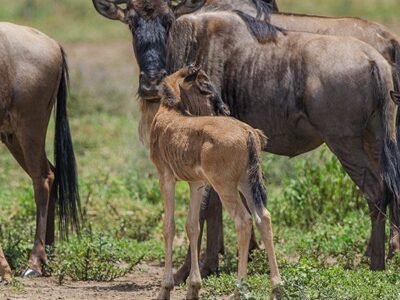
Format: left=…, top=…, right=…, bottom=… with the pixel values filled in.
left=0, top=245, right=11, bottom=282
left=149, top=66, right=281, bottom=299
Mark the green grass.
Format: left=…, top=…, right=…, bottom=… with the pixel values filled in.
left=1, top=0, right=400, bottom=299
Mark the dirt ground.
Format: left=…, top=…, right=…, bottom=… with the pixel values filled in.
left=0, top=263, right=190, bottom=300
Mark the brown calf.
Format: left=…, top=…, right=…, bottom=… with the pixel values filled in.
left=149, top=66, right=281, bottom=299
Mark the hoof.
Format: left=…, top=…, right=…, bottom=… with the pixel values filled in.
left=174, top=268, right=190, bottom=286
left=21, top=268, right=42, bottom=278
left=200, top=264, right=218, bottom=279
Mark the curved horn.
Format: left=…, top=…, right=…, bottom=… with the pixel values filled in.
left=92, top=0, right=128, bottom=23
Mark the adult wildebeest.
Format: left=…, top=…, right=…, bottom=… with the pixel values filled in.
left=171, top=0, right=400, bottom=280
left=150, top=65, right=280, bottom=299
left=92, top=0, right=400, bottom=276
left=0, top=23, right=80, bottom=276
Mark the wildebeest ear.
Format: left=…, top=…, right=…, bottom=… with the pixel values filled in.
left=391, top=91, right=400, bottom=105
left=92, top=0, right=128, bottom=23
left=160, top=83, right=179, bottom=107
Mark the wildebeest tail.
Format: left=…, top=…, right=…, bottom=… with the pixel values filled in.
left=54, top=47, right=81, bottom=238
left=247, top=130, right=268, bottom=223
left=371, top=61, right=400, bottom=225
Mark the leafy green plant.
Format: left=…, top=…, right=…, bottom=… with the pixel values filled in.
left=52, top=228, right=143, bottom=283
left=271, top=149, right=364, bottom=228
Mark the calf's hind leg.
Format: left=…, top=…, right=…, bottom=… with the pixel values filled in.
left=212, top=184, right=252, bottom=282
left=239, top=183, right=281, bottom=288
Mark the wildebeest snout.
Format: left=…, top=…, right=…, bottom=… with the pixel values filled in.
left=139, top=69, right=168, bottom=99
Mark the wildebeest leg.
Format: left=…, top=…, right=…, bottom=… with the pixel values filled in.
left=212, top=184, right=252, bottom=284
left=186, top=182, right=204, bottom=300
left=200, top=189, right=224, bottom=278
left=325, top=136, right=385, bottom=270
left=174, top=199, right=206, bottom=285
left=0, top=244, right=12, bottom=283
left=13, top=129, right=54, bottom=277
left=157, top=172, right=176, bottom=300
left=175, top=188, right=224, bottom=284
left=388, top=195, right=400, bottom=257
left=5, top=136, right=54, bottom=275
left=239, top=183, right=282, bottom=289
left=45, top=163, right=56, bottom=246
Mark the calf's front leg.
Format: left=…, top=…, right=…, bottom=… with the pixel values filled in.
left=157, top=173, right=176, bottom=300
left=186, top=182, right=205, bottom=299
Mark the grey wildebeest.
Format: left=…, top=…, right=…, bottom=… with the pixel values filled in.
left=91, top=0, right=400, bottom=274
left=171, top=0, right=400, bottom=279
left=151, top=65, right=280, bottom=299
left=0, top=23, right=80, bottom=276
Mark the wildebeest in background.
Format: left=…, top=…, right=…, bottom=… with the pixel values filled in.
left=92, top=0, right=400, bottom=278
left=150, top=65, right=280, bottom=299
left=0, top=244, right=11, bottom=282
left=173, top=0, right=279, bottom=20
left=171, top=0, right=400, bottom=279
left=0, top=23, right=81, bottom=276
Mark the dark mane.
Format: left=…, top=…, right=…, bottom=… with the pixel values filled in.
left=251, top=0, right=276, bottom=20
left=235, top=10, right=285, bottom=44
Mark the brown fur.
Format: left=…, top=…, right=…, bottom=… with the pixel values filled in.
left=0, top=22, right=79, bottom=277
left=149, top=67, right=279, bottom=299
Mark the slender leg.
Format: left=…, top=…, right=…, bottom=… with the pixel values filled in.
left=186, top=182, right=205, bottom=300
left=325, top=136, right=385, bottom=270
left=201, top=189, right=224, bottom=277
left=157, top=172, right=176, bottom=300
left=45, top=163, right=56, bottom=247
left=239, top=183, right=281, bottom=289
left=175, top=188, right=224, bottom=284
left=5, top=134, right=53, bottom=276
left=0, top=245, right=12, bottom=282
left=213, top=186, right=252, bottom=282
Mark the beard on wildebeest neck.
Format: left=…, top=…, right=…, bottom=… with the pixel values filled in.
left=127, top=10, right=174, bottom=99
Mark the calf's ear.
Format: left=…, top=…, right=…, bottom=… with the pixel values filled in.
left=92, top=0, right=128, bottom=23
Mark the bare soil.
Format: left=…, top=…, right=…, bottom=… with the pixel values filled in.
left=0, top=263, right=189, bottom=300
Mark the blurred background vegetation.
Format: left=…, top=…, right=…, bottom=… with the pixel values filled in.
left=0, top=0, right=400, bottom=299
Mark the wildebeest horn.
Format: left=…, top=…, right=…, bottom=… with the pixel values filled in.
left=92, top=0, right=128, bottom=23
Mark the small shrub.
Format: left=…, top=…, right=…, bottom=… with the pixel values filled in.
left=52, top=228, right=143, bottom=283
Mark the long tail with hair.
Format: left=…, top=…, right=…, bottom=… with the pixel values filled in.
left=246, top=130, right=268, bottom=223
left=371, top=62, right=400, bottom=227
left=54, top=47, right=81, bottom=238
